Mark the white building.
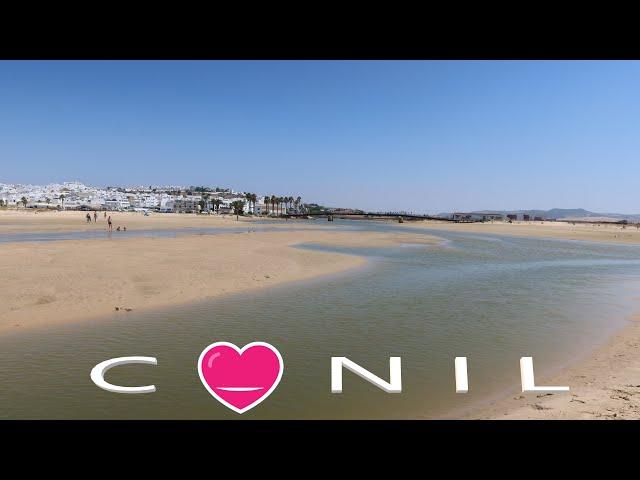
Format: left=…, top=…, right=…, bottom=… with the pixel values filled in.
left=105, top=199, right=131, bottom=211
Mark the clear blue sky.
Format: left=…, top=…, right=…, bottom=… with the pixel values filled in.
left=1, top=60, right=639, bottom=213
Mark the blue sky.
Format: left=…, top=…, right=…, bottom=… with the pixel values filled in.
left=1, top=60, right=639, bottom=213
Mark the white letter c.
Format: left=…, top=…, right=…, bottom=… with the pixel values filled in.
left=90, top=356, right=157, bottom=394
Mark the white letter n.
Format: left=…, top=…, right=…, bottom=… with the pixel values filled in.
left=331, top=357, right=402, bottom=393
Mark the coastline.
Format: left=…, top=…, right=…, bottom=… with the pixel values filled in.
left=461, top=313, right=640, bottom=419
left=395, top=219, right=640, bottom=245
left=396, top=219, right=640, bottom=419
left=0, top=228, right=440, bottom=336
left=3, top=212, right=640, bottom=418
left=0, top=209, right=318, bottom=234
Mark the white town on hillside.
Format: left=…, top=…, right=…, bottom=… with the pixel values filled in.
left=0, top=181, right=308, bottom=216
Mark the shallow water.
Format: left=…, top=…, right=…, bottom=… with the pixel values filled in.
left=1, top=220, right=640, bottom=418
left=0, top=219, right=343, bottom=243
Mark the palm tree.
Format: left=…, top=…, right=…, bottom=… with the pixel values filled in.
left=231, top=200, right=245, bottom=220
left=201, top=193, right=210, bottom=213
left=270, top=195, right=276, bottom=216
left=58, top=194, right=66, bottom=210
left=212, top=198, right=221, bottom=214
left=245, top=193, right=253, bottom=214
left=20, top=196, right=28, bottom=209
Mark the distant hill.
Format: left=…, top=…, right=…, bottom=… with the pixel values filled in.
left=436, top=208, right=640, bottom=222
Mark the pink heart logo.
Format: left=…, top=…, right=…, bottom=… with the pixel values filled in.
left=197, top=341, right=284, bottom=414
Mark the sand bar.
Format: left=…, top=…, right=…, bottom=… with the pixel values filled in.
left=0, top=229, right=440, bottom=336
left=0, top=209, right=320, bottom=233
left=397, top=219, right=640, bottom=245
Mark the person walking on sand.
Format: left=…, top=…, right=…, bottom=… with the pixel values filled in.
left=94, top=211, right=98, bottom=222
left=104, top=211, right=107, bottom=218
left=107, top=215, right=113, bottom=231
left=86, top=213, right=91, bottom=223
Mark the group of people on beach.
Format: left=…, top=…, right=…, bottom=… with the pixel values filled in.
left=84, top=211, right=126, bottom=232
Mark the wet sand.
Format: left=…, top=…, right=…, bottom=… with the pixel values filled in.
left=0, top=209, right=314, bottom=233
left=398, top=219, right=640, bottom=244
left=0, top=229, right=440, bottom=336
left=463, top=314, right=640, bottom=419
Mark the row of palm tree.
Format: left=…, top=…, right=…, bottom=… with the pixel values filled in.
left=245, top=193, right=258, bottom=214
left=3, top=196, right=55, bottom=209
left=197, top=192, right=300, bottom=216
left=196, top=193, right=224, bottom=213
left=266, top=195, right=303, bottom=215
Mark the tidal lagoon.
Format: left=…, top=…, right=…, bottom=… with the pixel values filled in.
left=1, top=221, right=639, bottom=418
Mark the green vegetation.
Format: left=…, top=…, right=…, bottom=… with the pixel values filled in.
left=231, top=200, right=245, bottom=220
left=305, top=203, right=328, bottom=214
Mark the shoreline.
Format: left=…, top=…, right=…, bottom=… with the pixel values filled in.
left=395, top=219, right=640, bottom=245
left=460, top=312, right=640, bottom=419
left=0, top=209, right=318, bottom=234
left=391, top=220, right=640, bottom=418
left=3, top=212, right=640, bottom=418
left=0, top=229, right=441, bottom=336
left=400, top=220, right=640, bottom=419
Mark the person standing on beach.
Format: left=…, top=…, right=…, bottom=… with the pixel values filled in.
left=104, top=211, right=107, bottom=218
left=94, top=211, right=97, bottom=222
left=107, top=215, right=113, bottom=231
left=86, top=213, right=91, bottom=223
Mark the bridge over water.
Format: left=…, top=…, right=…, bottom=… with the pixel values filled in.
left=286, top=212, right=457, bottom=221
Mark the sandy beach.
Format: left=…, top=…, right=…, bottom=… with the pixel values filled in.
left=0, top=209, right=313, bottom=233
left=0, top=224, right=440, bottom=336
left=397, top=219, right=640, bottom=244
